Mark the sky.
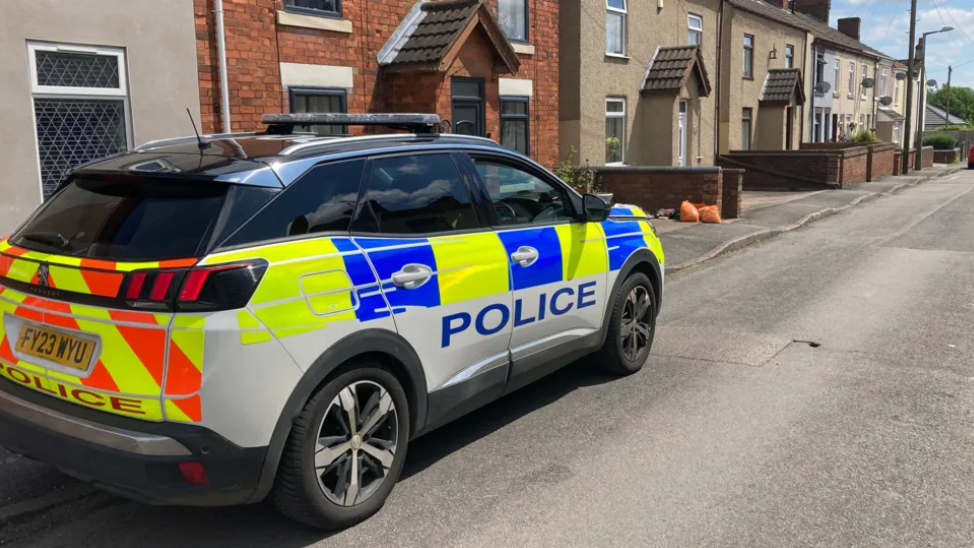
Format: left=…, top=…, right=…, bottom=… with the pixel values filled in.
left=829, top=0, right=974, bottom=90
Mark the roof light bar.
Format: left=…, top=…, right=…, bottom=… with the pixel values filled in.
left=261, top=113, right=442, bottom=135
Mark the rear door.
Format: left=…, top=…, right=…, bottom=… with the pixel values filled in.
left=350, top=153, right=513, bottom=392
left=463, top=154, right=609, bottom=383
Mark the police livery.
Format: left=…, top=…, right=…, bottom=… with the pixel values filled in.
left=0, top=113, right=664, bottom=529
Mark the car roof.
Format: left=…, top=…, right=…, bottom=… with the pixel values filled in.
left=74, top=132, right=507, bottom=188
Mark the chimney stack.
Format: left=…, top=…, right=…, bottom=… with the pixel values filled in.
left=837, top=17, right=861, bottom=41
left=792, top=0, right=831, bottom=23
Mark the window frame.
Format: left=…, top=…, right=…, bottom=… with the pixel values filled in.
left=785, top=44, right=795, bottom=69
left=848, top=62, right=855, bottom=95
left=861, top=65, right=868, bottom=98
left=500, top=96, right=531, bottom=156
left=743, top=34, right=755, bottom=79
left=605, top=97, right=627, bottom=166
left=462, top=152, right=583, bottom=229
left=28, top=41, right=133, bottom=203
left=283, top=0, right=342, bottom=19
left=833, top=60, right=840, bottom=97
left=606, top=0, right=628, bottom=56
left=288, top=86, right=348, bottom=134
left=741, top=107, right=753, bottom=150
left=881, top=67, right=889, bottom=97
left=688, top=14, right=703, bottom=46
left=497, top=0, right=529, bottom=44
left=349, top=151, right=490, bottom=238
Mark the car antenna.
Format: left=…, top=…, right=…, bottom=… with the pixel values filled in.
left=186, top=108, right=210, bottom=152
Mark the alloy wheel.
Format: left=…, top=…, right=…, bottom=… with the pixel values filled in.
left=314, top=380, right=399, bottom=506
left=620, top=286, right=653, bottom=361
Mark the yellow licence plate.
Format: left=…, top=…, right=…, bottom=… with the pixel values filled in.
left=15, top=324, right=96, bottom=372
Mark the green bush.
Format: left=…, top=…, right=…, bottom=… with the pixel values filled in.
left=849, top=130, right=881, bottom=144
left=554, top=147, right=604, bottom=194
left=923, top=134, right=958, bottom=150
left=940, top=124, right=973, bottom=131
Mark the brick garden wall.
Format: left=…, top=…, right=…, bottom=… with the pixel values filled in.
left=868, top=143, right=895, bottom=182
left=194, top=0, right=560, bottom=167
left=718, top=152, right=839, bottom=190
left=721, top=169, right=744, bottom=220
left=933, top=148, right=961, bottom=164
left=594, top=167, right=728, bottom=216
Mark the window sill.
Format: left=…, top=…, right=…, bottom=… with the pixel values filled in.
left=743, top=76, right=754, bottom=81
left=512, top=43, right=535, bottom=56
left=276, top=10, right=352, bottom=34
left=605, top=53, right=631, bottom=61
left=605, top=162, right=627, bottom=167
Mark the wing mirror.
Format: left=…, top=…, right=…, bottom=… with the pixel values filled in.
left=582, top=193, right=610, bottom=222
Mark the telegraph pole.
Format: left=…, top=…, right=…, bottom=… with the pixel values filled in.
left=902, top=0, right=918, bottom=174
left=946, top=65, right=952, bottom=119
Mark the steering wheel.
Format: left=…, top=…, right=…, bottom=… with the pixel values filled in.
left=494, top=202, right=518, bottom=224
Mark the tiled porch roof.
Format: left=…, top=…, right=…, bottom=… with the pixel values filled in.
left=641, top=46, right=712, bottom=96
left=760, top=68, right=805, bottom=105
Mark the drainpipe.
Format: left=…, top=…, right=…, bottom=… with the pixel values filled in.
left=713, top=0, right=724, bottom=161
left=803, top=37, right=810, bottom=143
left=215, top=0, right=232, bottom=133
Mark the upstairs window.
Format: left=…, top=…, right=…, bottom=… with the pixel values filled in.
left=688, top=15, right=703, bottom=46
left=785, top=45, right=795, bottom=68
left=881, top=67, right=889, bottom=97
left=848, top=62, right=855, bottom=94
left=743, top=35, right=754, bottom=78
left=498, top=0, right=528, bottom=43
left=284, top=0, right=341, bottom=18
left=606, top=0, right=627, bottom=56
left=861, top=65, right=869, bottom=98
left=833, top=60, right=840, bottom=95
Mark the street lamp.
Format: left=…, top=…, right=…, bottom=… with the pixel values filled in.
left=914, top=26, right=953, bottom=169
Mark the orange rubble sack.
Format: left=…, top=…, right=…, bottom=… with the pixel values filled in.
left=699, top=205, right=722, bottom=224
left=679, top=201, right=699, bottom=223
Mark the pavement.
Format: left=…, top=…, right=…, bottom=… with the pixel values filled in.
left=3, top=166, right=974, bottom=547
left=658, top=164, right=967, bottom=271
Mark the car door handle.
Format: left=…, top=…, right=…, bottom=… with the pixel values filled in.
left=511, top=246, right=539, bottom=267
left=391, top=264, right=433, bottom=289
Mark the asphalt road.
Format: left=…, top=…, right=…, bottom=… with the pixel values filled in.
left=4, top=171, right=974, bottom=547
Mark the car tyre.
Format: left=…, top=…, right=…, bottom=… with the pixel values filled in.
left=597, top=272, right=657, bottom=375
left=272, top=362, right=410, bottom=529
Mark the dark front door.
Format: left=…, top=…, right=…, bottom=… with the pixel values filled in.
left=786, top=107, right=794, bottom=149
left=451, top=77, right=485, bottom=137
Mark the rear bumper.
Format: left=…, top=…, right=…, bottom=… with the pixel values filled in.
left=0, top=378, right=267, bottom=506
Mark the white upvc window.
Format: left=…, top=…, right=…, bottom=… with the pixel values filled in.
left=861, top=65, right=869, bottom=98
left=833, top=60, right=840, bottom=96
left=848, top=62, right=855, bottom=94
left=606, top=0, right=627, bottom=56
left=881, top=67, right=889, bottom=97
left=688, top=14, right=703, bottom=46
left=605, top=97, right=626, bottom=165
left=785, top=44, right=795, bottom=68
left=28, top=42, right=131, bottom=200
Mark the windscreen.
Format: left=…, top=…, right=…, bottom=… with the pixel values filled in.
left=12, top=176, right=230, bottom=261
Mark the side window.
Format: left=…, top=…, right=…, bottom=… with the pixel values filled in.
left=221, top=159, right=365, bottom=247
left=353, top=154, right=479, bottom=235
left=472, top=158, right=575, bottom=227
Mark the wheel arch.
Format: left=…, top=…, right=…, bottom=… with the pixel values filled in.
left=248, top=328, right=428, bottom=503
left=599, top=250, right=663, bottom=348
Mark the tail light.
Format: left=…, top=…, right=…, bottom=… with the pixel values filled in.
left=122, top=260, right=267, bottom=312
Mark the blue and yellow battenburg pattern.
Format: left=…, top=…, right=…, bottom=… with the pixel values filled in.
left=203, top=210, right=662, bottom=339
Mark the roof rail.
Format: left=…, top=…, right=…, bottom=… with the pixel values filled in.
left=261, top=113, right=441, bottom=135
left=136, top=132, right=258, bottom=151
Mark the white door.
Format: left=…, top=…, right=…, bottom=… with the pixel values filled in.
left=678, top=101, right=688, bottom=166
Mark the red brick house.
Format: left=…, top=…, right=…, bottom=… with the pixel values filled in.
left=194, top=0, right=559, bottom=167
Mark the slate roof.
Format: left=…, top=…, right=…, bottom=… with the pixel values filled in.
left=760, top=68, right=805, bottom=104
left=642, top=46, right=712, bottom=96
left=727, top=0, right=891, bottom=60
left=925, top=104, right=966, bottom=130
left=379, top=0, right=519, bottom=74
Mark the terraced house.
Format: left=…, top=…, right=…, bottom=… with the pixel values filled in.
left=194, top=0, right=561, bottom=166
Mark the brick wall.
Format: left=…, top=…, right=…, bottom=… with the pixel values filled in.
left=718, top=152, right=839, bottom=190
left=933, top=148, right=961, bottom=164
left=195, top=0, right=559, bottom=167
left=892, top=149, right=913, bottom=175
left=867, top=143, right=895, bottom=182
left=594, top=167, right=724, bottom=215
left=839, top=147, right=868, bottom=185
left=721, top=169, right=743, bottom=219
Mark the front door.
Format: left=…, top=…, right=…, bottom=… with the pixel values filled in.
left=451, top=77, right=485, bottom=137
left=464, top=154, right=608, bottom=388
left=786, top=106, right=794, bottom=149
left=678, top=101, right=688, bottom=166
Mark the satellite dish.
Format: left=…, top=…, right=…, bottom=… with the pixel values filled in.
left=861, top=77, right=875, bottom=89
left=895, top=71, right=907, bottom=80
left=880, top=96, right=893, bottom=106
left=926, top=79, right=937, bottom=87
left=814, top=81, right=832, bottom=94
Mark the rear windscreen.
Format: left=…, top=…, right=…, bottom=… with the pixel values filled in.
left=12, top=177, right=230, bottom=261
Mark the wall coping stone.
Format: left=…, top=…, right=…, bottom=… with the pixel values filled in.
left=592, top=166, right=722, bottom=174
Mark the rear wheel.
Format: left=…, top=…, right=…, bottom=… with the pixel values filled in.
left=597, top=272, right=657, bottom=375
left=272, top=363, right=409, bottom=529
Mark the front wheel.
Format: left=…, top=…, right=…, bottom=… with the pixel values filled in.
left=596, top=272, right=657, bottom=375
left=272, top=363, right=410, bottom=529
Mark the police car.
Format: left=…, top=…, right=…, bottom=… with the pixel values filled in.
left=0, top=113, right=664, bottom=529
